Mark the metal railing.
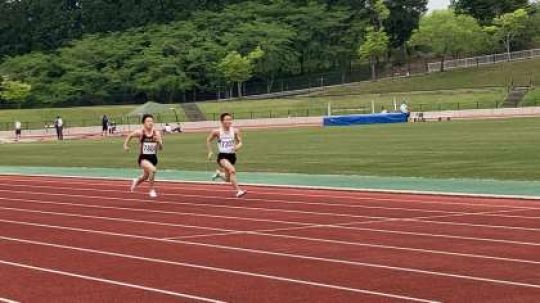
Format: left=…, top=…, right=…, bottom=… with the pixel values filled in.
left=428, top=49, right=540, bottom=73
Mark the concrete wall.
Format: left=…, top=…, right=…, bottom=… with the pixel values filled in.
left=416, top=106, right=540, bottom=121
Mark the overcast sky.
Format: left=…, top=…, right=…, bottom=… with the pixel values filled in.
left=428, top=0, right=450, bottom=11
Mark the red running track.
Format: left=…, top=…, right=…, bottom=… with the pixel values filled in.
left=0, top=175, right=539, bottom=303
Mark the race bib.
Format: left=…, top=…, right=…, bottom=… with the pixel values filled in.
left=220, top=139, right=235, bottom=150
left=142, top=142, right=158, bottom=155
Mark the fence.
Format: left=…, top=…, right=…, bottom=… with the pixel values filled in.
left=427, top=49, right=540, bottom=73
left=0, top=99, right=518, bottom=131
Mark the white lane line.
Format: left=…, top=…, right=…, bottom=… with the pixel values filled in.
left=412, top=219, right=540, bottom=232
left=243, top=232, right=540, bottom=265
left=323, top=225, right=540, bottom=247
left=1, top=219, right=540, bottom=291
left=1, top=205, right=538, bottom=264
left=0, top=188, right=394, bottom=221
left=0, top=196, right=312, bottom=227
left=0, top=259, right=226, bottom=303
left=164, top=231, right=248, bottom=240
left=5, top=176, right=540, bottom=210
left=1, top=197, right=538, bottom=247
left=0, top=183, right=464, bottom=215
left=0, top=236, right=438, bottom=303
left=0, top=298, right=20, bottom=303
left=0, top=206, right=234, bottom=233
left=1, top=187, right=537, bottom=226
left=2, top=194, right=534, bottom=233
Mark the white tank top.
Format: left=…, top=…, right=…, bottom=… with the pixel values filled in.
left=218, top=127, right=235, bottom=154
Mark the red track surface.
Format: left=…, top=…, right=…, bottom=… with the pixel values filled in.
left=0, top=175, right=539, bottom=303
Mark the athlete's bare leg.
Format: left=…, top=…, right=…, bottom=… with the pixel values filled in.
left=220, top=159, right=246, bottom=197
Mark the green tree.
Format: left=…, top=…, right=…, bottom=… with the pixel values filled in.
left=218, top=47, right=264, bottom=98
left=410, top=10, right=488, bottom=71
left=452, top=0, right=529, bottom=25
left=358, top=0, right=390, bottom=80
left=0, top=77, right=31, bottom=104
left=358, top=27, right=389, bottom=80
left=384, top=0, right=428, bottom=60
left=485, top=9, right=529, bottom=60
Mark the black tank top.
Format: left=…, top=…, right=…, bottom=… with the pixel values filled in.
left=140, top=130, right=158, bottom=156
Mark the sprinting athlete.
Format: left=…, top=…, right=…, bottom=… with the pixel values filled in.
left=207, top=113, right=246, bottom=198
left=123, top=114, right=163, bottom=198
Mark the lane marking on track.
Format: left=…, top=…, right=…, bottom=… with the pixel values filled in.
left=0, top=187, right=537, bottom=227
left=1, top=205, right=538, bottom=265
left=0, top=259, right=226, bottom=303
left=0, top=196, right=313, bottom=227
left=0, top=298, right=20, bottom=303
left=0, top=182, right=477, bottom=215
left=1, top=220, right=540, bottom=291
left=0, top=236, right=439, bottom=303
left=4, top=175, right=540, bottom=207
left=1, top=197, right=538, bottom=248
left=6, top=180, right=540, bottom=212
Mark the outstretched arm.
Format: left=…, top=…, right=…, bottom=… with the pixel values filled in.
left=123, top=130, right=140, bottom=151
left=206, top=130, right=218, bottom=159
left=155, top=131, right=164, bottom=150
left=234, top=129, right=243, bottom=152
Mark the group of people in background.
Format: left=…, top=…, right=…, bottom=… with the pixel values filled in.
left=101, top=115, right=118, bottom=136
left=13, top=115, right=64, bottom=142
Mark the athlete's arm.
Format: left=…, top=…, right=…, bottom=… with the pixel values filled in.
left=155, top=131, right=164, bottom=150
left=206, top=130, right=218, bottom=159
left=123, top=130, right=141, bottom=151
left=234, top=129, right=243, bottom=152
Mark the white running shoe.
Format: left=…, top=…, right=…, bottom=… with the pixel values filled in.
left=149, top=189, right=158, bottom=198
left=211, top=170, right=222, bottom=181
left=130, top=178, right=138, bottom=192
left=236, top=190, right=247, bottom=198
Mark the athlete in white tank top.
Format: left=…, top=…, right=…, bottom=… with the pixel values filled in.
left=218, top=127, right=236, bottom=154
left=207, top=114, right=246, bottom=198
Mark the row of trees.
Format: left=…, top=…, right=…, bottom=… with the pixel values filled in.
left=0, top=0, right=538, bottom=106
left=410, top=4, right=539, bottom=71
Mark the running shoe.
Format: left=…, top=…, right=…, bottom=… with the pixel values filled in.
left=149, top=189, right=158, bottom=198
left=236, top=190, right=247, bottom=198
left=211, top=170, right=222, bottom=181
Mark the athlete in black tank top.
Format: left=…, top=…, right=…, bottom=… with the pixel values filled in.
left=124, top=114, right=163, bottom=198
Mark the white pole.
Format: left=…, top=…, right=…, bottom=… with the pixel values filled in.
left=371, top=100, right=375, bottom=114
left=327, top=102, right=332, bottom=116
left=393, top=97, right=397, bottom=111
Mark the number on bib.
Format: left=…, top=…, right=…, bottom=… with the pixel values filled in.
left=143, top=142, right=157, bottom=155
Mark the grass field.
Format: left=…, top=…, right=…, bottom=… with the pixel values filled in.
left=200, top=88, right=506, bottom=118
left=3, top=118, right=540, bottom=181
left=1, top=58, right=538, bottom=129
left=320, top=58, right=540, bottom=95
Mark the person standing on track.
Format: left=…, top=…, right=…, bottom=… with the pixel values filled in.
left=123, top=114, right=163, bottom=198
left=102, top=115, right=109, bottom=136
left=54, top=115, right=64, bottom=140
left=14, top=120, right=22, bottom=141
left=207, top=113, right=246, bottom=198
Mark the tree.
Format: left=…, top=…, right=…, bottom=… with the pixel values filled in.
left=410, top=10, right=489, bottom=71
left=358, top=0, right=390, bottom=80
left=485, top=9, right=529, bottom=60
left=218, top=47, right=264, bottom=98
left=384, top=0, right=428, bottom=60
left=358, top=27, right=389, bottom=80
left=452, top=0, right=529, bottom=25
left=0, top=77, right=31, bottom=104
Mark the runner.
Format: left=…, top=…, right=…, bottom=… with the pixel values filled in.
left=207, top=113, right=246, bottom=198
left=123, top=114, right=163, bottom=198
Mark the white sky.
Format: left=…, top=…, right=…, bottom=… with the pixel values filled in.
left=428, top=0, right=451, bottom=11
